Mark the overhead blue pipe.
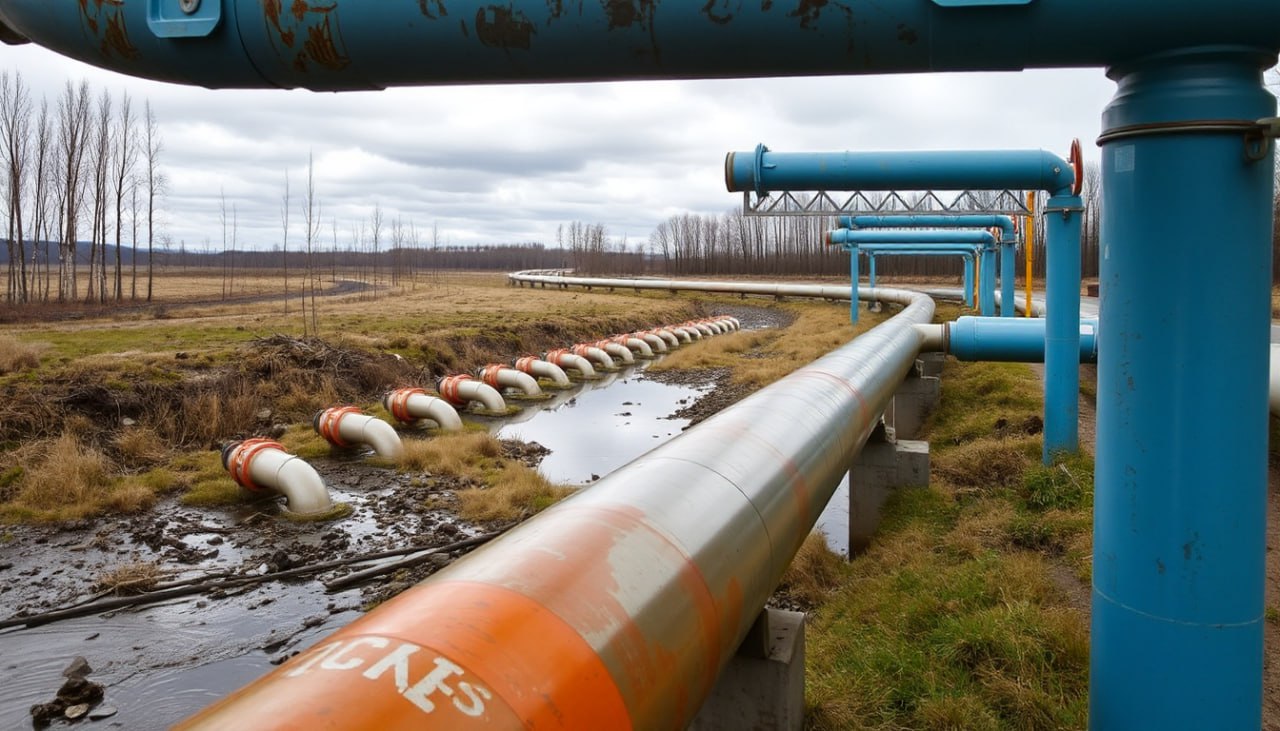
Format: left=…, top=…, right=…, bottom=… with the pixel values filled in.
left=946, top=316, right=1095, bottom=363
left=749, top=145, right=1080, bottom=460
left=4, top=2, right=1279, bottom=90
left=979, top=245, right=998, bottom=318
left=848, top=244, right=860, bottom=326
left=837, top=215, right=1019, bottom=318
left=1090, top=48, right=1274, bottom=730
left=827, top=229, right=996, bottom=246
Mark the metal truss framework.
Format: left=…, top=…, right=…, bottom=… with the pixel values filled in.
left=741, top=189, right=1034, bottom=217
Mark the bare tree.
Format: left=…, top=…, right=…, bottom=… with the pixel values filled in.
left=56, top=81, right=92, bottom=301
left=0, top=72, right=31, bottom=303
left=86, top=88, right=112, bottom=304
left=30, top=98, right=51, bottom=301
left=219, top=188, right=228, bottom=299
left=143, top=100, right=163, bottom=301
left=111, top=90, right=135, bottom=301
left=301, top=152, right=321, bottom=335
left=280, top=170, right=290, bottom=315
left=128, top=174, right=140, bottom=298
left=368, top=203, right=382, bottom=300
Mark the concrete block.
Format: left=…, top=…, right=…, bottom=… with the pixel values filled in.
left=689, top=609, right=806, bottom=731
left=916, top=352, right=945, bottom=378
left=849, top=437, right=930, bottom=555
left=885, top=371, right=940, bottom=440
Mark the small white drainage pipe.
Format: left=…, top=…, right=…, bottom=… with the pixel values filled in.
left=636, top=332, right=667, bottom=353
left=313, top=406, right=404, bottom=460
left=686, top=322, right=716, bottom=337
left=572, top=343, right=616, bottom=369
left=723, top=316, right=742, bottom=330
left=222, top=438, right=333, bottom=516
left=653, top=328, right=681, bottom=348
left=544, top=348, right=597, bottom=378
left=514, top=355, right=571, bottom=387
left=599, top=340, right=635, bottom=365
left=383, top=387, right=463, bottom=431
left=439, top=374, right=507, bottom=413
left=672, top=326, right=698, bottom=342
left=700, top=318, right=728, bottom=334
left=478, top=364, right=543, bottom=397
left=619, top=335, right=655, bottom=357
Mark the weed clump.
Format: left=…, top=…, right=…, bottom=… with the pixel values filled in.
left=0, top=334, right=45, bottom=374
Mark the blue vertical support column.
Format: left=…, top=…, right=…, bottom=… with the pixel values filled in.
left=1090, top=48, right=1274, bottom=730
left=868, top=254, right=877, bottom=300
left=963, top=255, right=974, bottom=309
left=1042, top=201, right=1082, bottom=462
left=979, top=245, right=997, bottom=317
left=848, top=245, right=860, bottom=325
left=1000, top=242, right=1018, bottom=317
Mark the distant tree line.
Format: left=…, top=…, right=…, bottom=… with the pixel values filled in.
left=1, top=73, right=164, bottom=305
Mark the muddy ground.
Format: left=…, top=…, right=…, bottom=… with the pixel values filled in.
left=0, top=302, right=791, bottom=729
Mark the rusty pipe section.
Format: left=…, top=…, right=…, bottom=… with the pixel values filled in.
left=180, top=276, right=933, bottom=729
left=4, top=1, right=1279, bottom=91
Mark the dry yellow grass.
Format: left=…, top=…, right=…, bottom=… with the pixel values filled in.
left=95, top=560, right=164, bottom=595
left=650, top=302, right=890, bottom=390
left=0, top=333, right=45, bottom=373
left=397, top=431, right=570, bottom=523
left=775, top=532, right=849, bottom=608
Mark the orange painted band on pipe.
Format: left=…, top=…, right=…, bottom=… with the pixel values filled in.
left=387, top=387, right=429, bottom=423
left=228, top=438, right=285, bottom=492
left=438, top=375, right=474, bottom=406
left=317, top=406, right=364, bottom=448
left=513, top=355, right=536, bottom=374
left=176, top=580, right=631, bottom=730
left=477, top=364, right=504, bottom=390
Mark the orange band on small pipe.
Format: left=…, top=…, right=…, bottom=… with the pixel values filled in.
left=317, top=406, right=363, bottom=448
left=228, top=438, right=284, bottom=492
left=387, top=387, right=428, bottom=423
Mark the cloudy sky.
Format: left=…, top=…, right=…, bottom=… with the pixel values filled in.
left=5, top=40, right=1121, bottom=252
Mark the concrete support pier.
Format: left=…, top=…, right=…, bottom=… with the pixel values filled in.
left=689, top=608, right=806, bottom=731
left=884, top=359, right=941, bottom=439
left=849, top=423, right=930, bottom=555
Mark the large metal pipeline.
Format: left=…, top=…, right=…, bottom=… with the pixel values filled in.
left=4, top=1, right=1277, bottom=90
left=179, top=282, right=934, bottom=729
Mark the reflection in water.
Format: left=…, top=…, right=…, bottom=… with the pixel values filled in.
left=815, top=474, right=850, bottom=555
left=495, top=361, right=710, bottom=485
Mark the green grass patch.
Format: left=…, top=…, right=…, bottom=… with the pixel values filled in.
left=803, top=355, right=1094, bottom=729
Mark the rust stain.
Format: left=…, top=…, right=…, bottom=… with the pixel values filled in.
left=789, top=0, right=828, bottom=29
left=701, top=0, right=733, bottom=25
left=474, top=6, right=536, bottom=50
left=417, top=0, right=448, bottom=19
left=75, top=0, right=138, bottom=60
left=263, top=0, right=351, bottom=73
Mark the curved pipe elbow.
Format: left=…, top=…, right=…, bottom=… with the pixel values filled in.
left=672, top=327, right=696, bottom=343
left=479, top=364, right=543, bottom=397
left=383, top=388, right=464, bottom=431
left=440, top=375, right=508, bottom=412
left=545, top=349, right=597, bottom=378
left=622, top=337, right=654, bottom=357
left=600, top=341, right=635, bottom=365
left=314, top=408, right=405, bottom=459
left=655, top=329, right=683, bottom=347
left=222, top=439, right=333, bottom=516
left=636, top=332, right=667, bottom=353
left=515, top=356, right=571, bottom=387
left=573, top=344, right=616, bottom=369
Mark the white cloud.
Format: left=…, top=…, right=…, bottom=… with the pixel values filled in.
left=1, top=42, right=1117, bottom=252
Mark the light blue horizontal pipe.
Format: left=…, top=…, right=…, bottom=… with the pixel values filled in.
left=838, top=214, right=1015, bottom=240
left=848, top=244, right=982, bottom=253
left=731, top=147, right=1075, bottom=197
left=836, top=215, right=1019, bottom=318
left=947, top=316, right=1096, bottom=363
left=3, top=2, right=1278, bottom=89
left=828, top=229, right=996, bottom=246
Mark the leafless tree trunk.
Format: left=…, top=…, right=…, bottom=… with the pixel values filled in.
left=219, top=189, right=228, bottom=299
left=87, top=88, right=112, bottom=304
left=368, top=203, right=382, bottom=301
left=111, top=91, right=135, bottom=301
left=302, top=153, right=320, bottom=335
left=57, top=81, right=91, bottom=302
left=280, top=170, right=290, bottom=315
left=128, top=175, right=140, bottom=299
left=0, top=72, right=31, bottom=304
left=143, top=101, right=162, bottom=302
left=31, top=98, right=50, bottom=302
